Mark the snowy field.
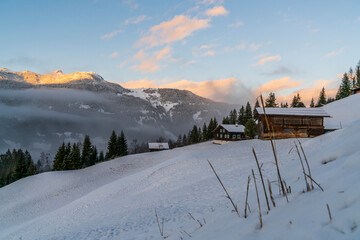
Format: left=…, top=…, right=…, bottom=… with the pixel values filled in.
left=0, top=94, right=360, bottom=240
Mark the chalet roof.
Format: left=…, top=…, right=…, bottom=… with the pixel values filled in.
left=214, top=124, right=245, bottom=133
left=255, top=107, right=331, bottom=117
left=148, top=142, right=169, bottom=150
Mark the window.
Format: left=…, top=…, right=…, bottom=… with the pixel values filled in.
left=220, top=134, right=223, bottom=138
left=216, top=133, right=219, bottom=137
left=237, top=134, right=241, bottom=139
left=233, top=134, right=236, bottom=139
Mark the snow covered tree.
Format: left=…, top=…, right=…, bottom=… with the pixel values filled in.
left=244, top=119, right=258, bottom=139
left=265, top=92, right=278, bottom=107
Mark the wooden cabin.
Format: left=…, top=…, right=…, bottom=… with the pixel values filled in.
left=255, top=107, right=331, bottom=139
left=212, top=124, right=245, bottom=144
left=352, top=87, right=360, bottom=94
left=148, top=142, right=169, bottom=152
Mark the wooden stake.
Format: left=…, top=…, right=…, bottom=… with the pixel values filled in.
left=260, top=94, right=288, bottom=202
left=298, top=140, right=314, bottom=190
left=327, top=203, right=332, bottom=221
left=244, top=175, right=251, bottom=218
left=207, top=159, right=240, bottom=217
left=252, top=169, right=263, bottom=229
left=295, top=143, right=310, bottom=192
left=267, top=179, right=276, bottom=207
left=253, top=148, right=270, bottom=211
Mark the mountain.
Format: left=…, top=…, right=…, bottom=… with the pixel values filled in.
left=0, top=68, right=233, bottom=158
left=0, top=94, right=359, bottom=239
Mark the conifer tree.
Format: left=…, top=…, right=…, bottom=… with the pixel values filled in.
left=316, top=87, right=327, bottom=107
left=15, top=149, right=26, bottom=180
left=202, top=123, right=208, bottom=141
left=265, top=92, right=278, bottom=107
left=245, top=102, right=252, bottom=123
left=90, top=146, right=98, bottom=165
left=356, top=61, right=360, bottom=87
left=244, top=119, right=258, bottom=139
left=349, top=67, right=356, bottom=88
left=189, top=125, right=199, bottom=144
left=176, top=134, right=183, bottom=146
left=24, top=150, right=36, bottom=176
left=81, top=135, right=92, bottom=167
left=253, top=99, right=260, bottom=119
left=106, top=130, right=118, bottom=160
left=118, top=131, right=128, bottom=156
left=238, top=106, right=246, bottom=125
left=310, top=98, right=315, bottom=108
left=53, top=143, right=66, bottom=171
left=69, top=143, right=81, bottom=169
left=182, top=134, right=188, bottom=146
left=338, top=73, right=351, bottom=99
left=98, top=151, right=105, bottom=162
left=290, top=93, right=305, bottom=107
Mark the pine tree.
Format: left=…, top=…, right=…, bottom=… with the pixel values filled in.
left=15, top=149, right=26, bottom=180
left=310, top=98, right=315, bottom=108
left=202, top=123, right=208, bottom=141
left=356, top=61, right=360, bottom=87
left=229, top=109, right=237, bottom=124
left=90, top=146, right=98, bottom=165
left=118, top=131, right=128, bottom=156
left=245, top=102, right=252, bottom=123
left=189, top=125, right=199, bottom=144
left=244, top=119, right=258, bottom=139
left=53, top=143, right=66, bottom=171
left=24, top=150, right=36, bottom=176
left=182, top=134, right=188, bottom=146
left=316, top=87, right=327, bottom=107
left=98, top=151, right=105, bottom=162
left=69, top=143, right=81, bottom=169
left=265, top=92, right=278, bottom=107
left=82, top=135, right=92, bottom=167
left=106, top=130, right=118, bottom=160
left=238, top=106, right=246, bottom=125
left=290, top=93, right=305, bottom=107
left=339, top=73, right=351, bottom=99
left=176, top=134, right=183, bottom=146
left=253, top=99, right=260, bottom=119
left=349, top=67, right=356, bottom=88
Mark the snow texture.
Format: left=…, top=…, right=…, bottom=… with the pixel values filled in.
left=0, top=95, right=360, bottom=240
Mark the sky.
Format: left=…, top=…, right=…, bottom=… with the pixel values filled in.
left=1, top=0, right=360, bottom=105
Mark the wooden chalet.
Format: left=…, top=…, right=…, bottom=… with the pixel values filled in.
left=212, top=124, right=245, bottom=144
left=352, top=87, right=360, bottom=94
left=148, top=142, right=169, bottom=152
left=255, top=107, right=331, bottom=139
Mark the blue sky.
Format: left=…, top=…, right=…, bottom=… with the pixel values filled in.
left=1, top=0, right=359, bottom=104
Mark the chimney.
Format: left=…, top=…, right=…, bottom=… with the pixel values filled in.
left=235, top=122, right=238, bottom=127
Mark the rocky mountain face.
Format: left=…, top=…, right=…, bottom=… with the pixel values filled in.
left=0, top=69, right=233, bottom=158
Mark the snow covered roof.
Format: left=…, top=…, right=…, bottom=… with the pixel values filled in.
left=215, top=124, right=245, bottom=133
left=256, top=107, right=331, bottom=117
left=148, top=142, right=169, bottom=150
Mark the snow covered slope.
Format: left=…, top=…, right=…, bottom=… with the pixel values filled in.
left=0, top=96, right=359, bottom=240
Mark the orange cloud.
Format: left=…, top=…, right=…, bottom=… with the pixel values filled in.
left=205, top=6, right=228, bottom=17
left=256, top=77, right=301, bottom=94
left=122, top=77, right=252, bottom=103
left=136, top=15, right=210, bottom=48
left=254, top=55, right=281, bottom=66
left=101, top=30, right=122, bottom=40
left=130, top=46, right=171, bottom=73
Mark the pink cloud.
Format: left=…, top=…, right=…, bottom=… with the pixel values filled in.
left=205, top=6, right=228, bottom=17
left=130, top=46, right=171, bottom=73
left=255, top=77, right=301, bottom=94
left=253, top=55, right=281, bottom=66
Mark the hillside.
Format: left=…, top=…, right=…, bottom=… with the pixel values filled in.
left=0, top=68, right=232, bottom=157
left=0, top=95, right=359, bottom=239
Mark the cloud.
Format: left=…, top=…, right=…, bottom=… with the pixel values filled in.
left=123, top=15, right=148, bottom=25
left=248, top=43, right=262, bottom=51
left=123, top=0, right=138, bottom=9
left=122, top=77, right=252, bottom=103
left=200, top=0, right=224, bottom=5
left=202, top=50, right=215, bottom=56
left=130, top=46, right=171, bottom=73
left=118, top=60, right=127, bottom=69
left=253, top=55, right=281, bottom=66
left=101, top=30, right=122, bottom=40
left=323, top=48, right=344, bottom=58
left=262, top=66, right=296, bottom=76
left=229, top=21, right=244, bottom=27
left=312, top=29, right=320, bottom=33
left=136, top=15, right=210, bottom=48
left=255, top=77, right=301, bottom=94
left=205, top=5, right=228, bottom=17
left=108, top=52, right=118, bottom=58
left=182, top=60, right=196, bottom=67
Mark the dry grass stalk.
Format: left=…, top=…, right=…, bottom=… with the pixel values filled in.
left=304, top=173, right=324, bottom=192
left=188, top=213, right=203, bottom=227
left=155, top=208, right=165, bottom=238
left=260, top=94, right=288, bottom=202
left=298, top=140, right=314, bottom=190
left=244, top=175, right=251, bottom=218
left=327, top=203, right=332, bottom=221
left=252, top=169, right=263, bottom=229
left=267, top=179, right=276, bottom=207
left=207, top=159, right=240, bottom=217
left=295, top=143, right=310, bottom=192
left=180, top=227, right=192, bottom=238
left=252, top=148, right=271, bottom=211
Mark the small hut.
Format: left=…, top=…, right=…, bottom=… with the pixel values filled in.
left=148, top=142, right=169, bottom=152
left=212, top=124, right=245, bottom=144
left=256, top=107, right=331, bottom=139
left=351, top=87, right=360, bottom=94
